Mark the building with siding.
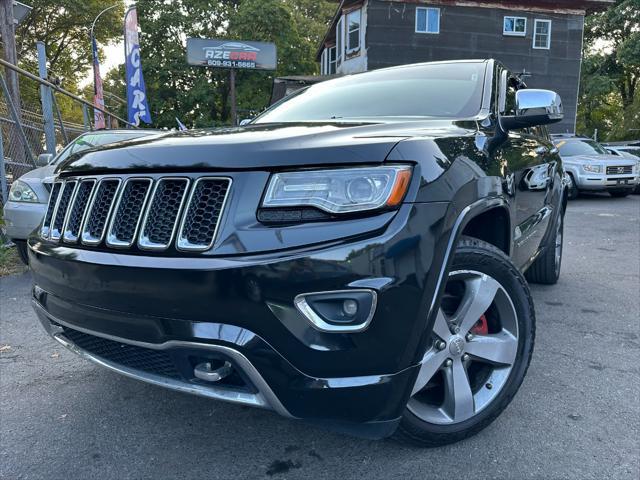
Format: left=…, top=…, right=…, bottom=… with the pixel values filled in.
left=317, top=0, right=612, bottom=133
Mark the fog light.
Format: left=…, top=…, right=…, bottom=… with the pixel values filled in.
left=294, top=289, right=377, bottom=333
left=343, top=299, right=358, bottom=316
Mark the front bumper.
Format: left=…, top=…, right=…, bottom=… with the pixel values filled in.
left=2, top=200, right=46, bottom=240
left=573, top=171, right=639, bottom=191
left=29, top=201, right=451, bottom=437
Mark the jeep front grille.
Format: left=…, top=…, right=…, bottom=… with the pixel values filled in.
left=41, top=175, right=231, bottom=252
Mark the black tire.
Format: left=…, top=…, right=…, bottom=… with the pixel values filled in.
left=14, top=241, right=29, bottom=265
left=525, top=209, right=564, bottom=285
left=566, top=173, right=578, bottom=200
left=609, top=189, right=632, bottom=198
left=394, top=237, right=535, bottom=447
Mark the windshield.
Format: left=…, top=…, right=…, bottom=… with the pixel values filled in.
left=52, top=131, right=156, bottom=165
left=254, top=62, right=486, bottom=123
left=555, top=139, right=608, bottom=157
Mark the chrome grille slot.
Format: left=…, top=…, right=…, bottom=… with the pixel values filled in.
left=81, top=179, right=121, bottom=245
left=177, top=178, right=231, bottom=251
left=106, top=178, right=153, bottom=248
left=606, top=165, right=633, bottom=175
left=50, top=181, right=77, bottom=241
left=41, top=182, right=62, bottom=238
left=138, top=178, right=189, bottom=250
left=64, top=179, right=96, bottom=243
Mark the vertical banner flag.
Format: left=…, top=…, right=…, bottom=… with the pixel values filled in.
left=125, top=8, right=152, bottom=126
left=92, top=37, right=106, bottom=129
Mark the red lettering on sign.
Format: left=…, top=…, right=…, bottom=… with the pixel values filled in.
left=229, top=51, right=257, bottom=61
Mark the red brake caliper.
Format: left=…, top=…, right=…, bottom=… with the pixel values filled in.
left=470, top=314, right=489, bottom=335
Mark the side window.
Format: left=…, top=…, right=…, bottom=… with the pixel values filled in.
left=533, top=19, right=552, bottom=49
left=504, top=76, right=518, bottom=117
left=416, top=7, right=440, bottom=34
left=328, top=46, right=337, bottom=74
left=336, top=16, right=344, bottom=63
left=346, top=9, right=361, bottom=55
left=503, top=16, right=527, bottom=36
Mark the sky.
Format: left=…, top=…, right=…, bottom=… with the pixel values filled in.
left=80, top=1, right=132, bottom=88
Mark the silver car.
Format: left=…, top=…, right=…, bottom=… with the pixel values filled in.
left=3, top=130, right=160, bottom=263
left=553, top=136, right=639, bottom=199
left=604, top=145, right=640, bottom=194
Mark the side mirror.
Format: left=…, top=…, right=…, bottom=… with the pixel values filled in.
left=36, top=153, right=54, bottom=167
left=501, top=89, right=563, bottom=131
left=239, top=118, right=252, bottom=126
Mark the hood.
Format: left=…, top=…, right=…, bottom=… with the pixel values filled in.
left=19, top=165, right=57, bottom=184
left=58, top=121, right=476, bottom=175
left=561, top=154, right=637, bottom=166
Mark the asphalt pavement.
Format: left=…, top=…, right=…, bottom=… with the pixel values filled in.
left=1, top=193, right=639, bottom=480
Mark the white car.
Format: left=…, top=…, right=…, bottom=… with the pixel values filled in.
left=553, top=137, right=639, bottom=199
left=3, top=130, right=160, bottom=263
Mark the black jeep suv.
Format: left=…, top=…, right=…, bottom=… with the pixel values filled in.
left=29, top=60, right=567, bottom=447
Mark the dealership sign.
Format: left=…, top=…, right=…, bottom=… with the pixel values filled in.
left=186, top=38, right=277, bottom=71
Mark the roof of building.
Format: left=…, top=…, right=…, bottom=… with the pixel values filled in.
left=316, top=0, right=614, bottom=60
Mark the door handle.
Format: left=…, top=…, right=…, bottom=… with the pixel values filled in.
left=535, top=146, right=549, bottom=156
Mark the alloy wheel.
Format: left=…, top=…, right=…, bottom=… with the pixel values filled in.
left=554, top=215, right=563, bottom=275
left=408, top=270, right=519, bottom=425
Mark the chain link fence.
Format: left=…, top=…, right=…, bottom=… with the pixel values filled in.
left=0, top=56, right=132, bottom=247
left=0, top=99, right=84, bottom=186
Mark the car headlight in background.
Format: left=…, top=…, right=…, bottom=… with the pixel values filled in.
left=262, top=166, right=412, bottom=214
left=8, top=180, right=39, bottom=203
left=582, top=164, right=602, bottom=174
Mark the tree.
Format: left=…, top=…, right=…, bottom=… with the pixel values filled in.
left=16, top=1, right=125, bottom=95
left=133, top=0, right=334, bottom=128
left=578, top=0, right=640, bottom=140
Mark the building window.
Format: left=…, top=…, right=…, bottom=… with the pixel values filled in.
left=416, top=7, right=440, bottom=34
left=336, top=16, right=344, bottom=62
left=346, top=9, right=361, bottom=55
left=533, top=19, right=552, bottom=49
left=327, top=46, right=337, bottom=74
left=503, top=16, right=526, bottom=36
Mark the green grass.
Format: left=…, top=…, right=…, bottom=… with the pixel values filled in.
left=0, top=244, right=27, bottom=277
left=0, top=208, right=28, bottom=276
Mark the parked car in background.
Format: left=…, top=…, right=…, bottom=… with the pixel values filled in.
left=604, top=145, right=640, bottom=194
left=30, top=60, right=568, bottom=447
left=553, top=136, right=639, bottom=199
left=2, top=130, right=161, bottom=263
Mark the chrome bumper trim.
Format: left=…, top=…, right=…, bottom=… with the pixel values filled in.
left=33, top=301, right=293, bottom=418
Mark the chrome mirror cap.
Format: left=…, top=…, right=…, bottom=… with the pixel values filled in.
left=501, top=89, right=563, bottom=131
left=515, top=89, right=563, bottom=120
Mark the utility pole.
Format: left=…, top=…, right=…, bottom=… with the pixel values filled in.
left=0, top=0, right=21, bottom=122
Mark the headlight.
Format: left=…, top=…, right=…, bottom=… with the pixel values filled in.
left=262, top=166, right=412, bottom=214
left=582, top=164, right=602, bottom=174
left=8, top=180, right=39, bottom=203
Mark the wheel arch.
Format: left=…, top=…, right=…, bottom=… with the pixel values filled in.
left=460, top=205, right=512, bottom=256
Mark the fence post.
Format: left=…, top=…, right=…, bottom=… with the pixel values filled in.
left=0, top=73, right=34, bottom=166
left=0, top=128, right=7, bottom=204
left=82, top=104, right=91, bottom=131
left=50, top=91, right=69, bottom=145
left=37, top=41, right=57, bottom=154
